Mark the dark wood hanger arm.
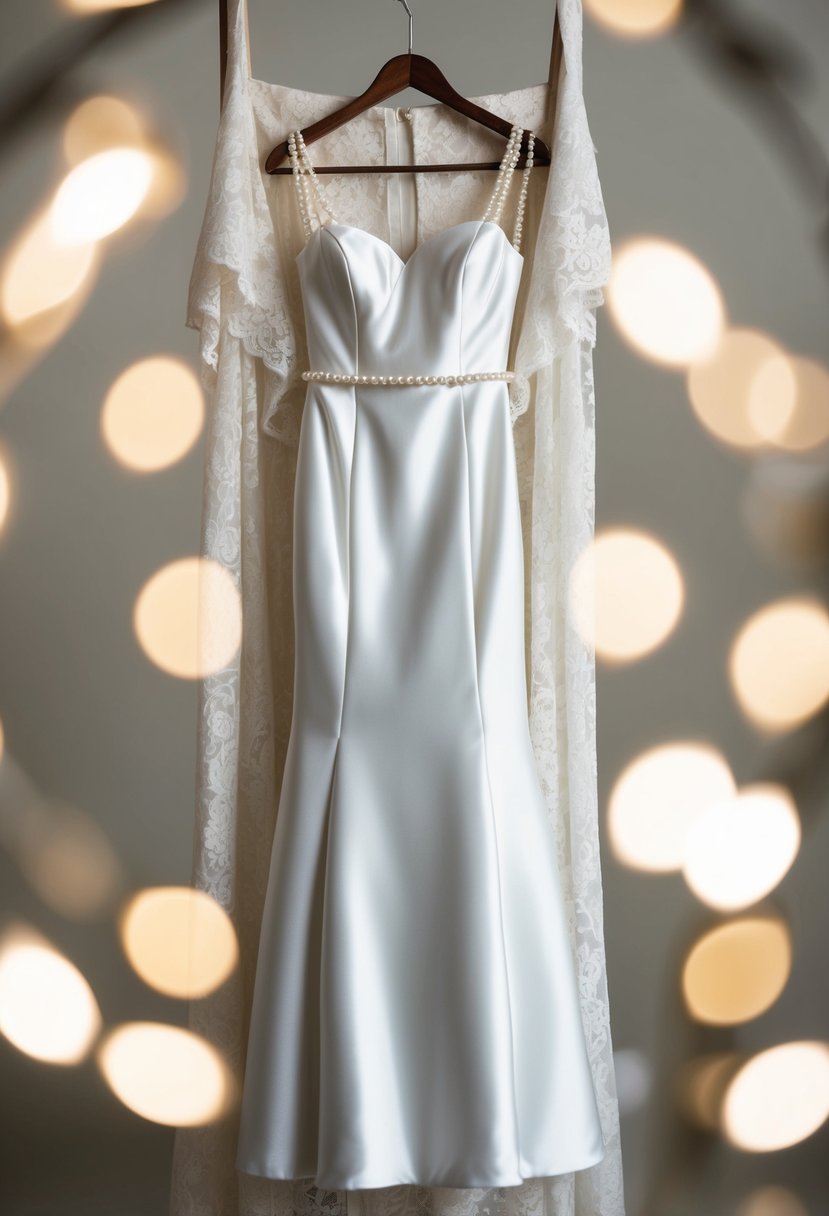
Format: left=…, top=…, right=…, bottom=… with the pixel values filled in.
left=220, top=2, right=561, bottom=175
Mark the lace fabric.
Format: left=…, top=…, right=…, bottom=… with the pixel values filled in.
left=172, top=1, right=623, bottom=1214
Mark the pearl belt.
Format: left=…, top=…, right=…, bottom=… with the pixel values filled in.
left=301, top=370, right=515, bottom=386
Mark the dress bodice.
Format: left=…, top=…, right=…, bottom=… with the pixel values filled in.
left=288, top=124, right=535, bottom=379
left=295, top=219, right=525, bottom=378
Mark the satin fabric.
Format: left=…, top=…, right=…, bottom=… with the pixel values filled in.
left=234, top=217, right=606, bottom=1189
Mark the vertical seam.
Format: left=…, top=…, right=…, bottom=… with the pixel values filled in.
left=322, top=229, right=360, bottom=379
left=316, top=270, right=354, bottom=1180
left=457, top=221, right=487, bottom=372
left=317, top=228, right=359, bottom=737
left=338, top=387, right=357, bottom=739
left=457, top=383, right=522, bottom=1166
left=458, top=239, right=521, bottom=1161
left=479, top=229, right=507, bottom=317
left=316, top=735, right=341, bottom=1178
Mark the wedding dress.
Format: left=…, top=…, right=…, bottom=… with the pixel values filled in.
left=233, top=123, right=605, bottom=1190
left=170, top=0, right=624, bottom=1213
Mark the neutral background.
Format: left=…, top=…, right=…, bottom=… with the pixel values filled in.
left=0, top=1, right=827, bottom=1213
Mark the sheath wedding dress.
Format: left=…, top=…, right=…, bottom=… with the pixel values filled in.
left=170, top=0, right=624, bottom=1213
left=233, top=124, right=605, bottom=1190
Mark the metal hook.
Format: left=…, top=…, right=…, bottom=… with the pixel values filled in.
left=395, top=0, right=413, bottom=55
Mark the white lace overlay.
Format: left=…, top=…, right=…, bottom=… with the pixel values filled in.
left=172, top=0, right=622, bottom=1213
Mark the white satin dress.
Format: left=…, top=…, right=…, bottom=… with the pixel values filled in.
left=234, top=124, right=606, bottom=1191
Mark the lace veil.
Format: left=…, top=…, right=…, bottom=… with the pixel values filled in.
left=171, top=1, right=623, bottom=1213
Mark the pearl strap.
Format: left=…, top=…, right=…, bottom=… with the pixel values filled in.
left=482, top=125, right=522, bottom=225
left=288, top=122, right=535, bottom=254
left=512, top=131, right=535, bottom=252
left=480, top=125, right=535, bottom=252
left=301, top=370, right=515, bottom=386
left=288, top=129, right=339, bottom=241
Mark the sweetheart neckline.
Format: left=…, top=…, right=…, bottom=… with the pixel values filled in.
left=295, top=218, right=524, bottom=270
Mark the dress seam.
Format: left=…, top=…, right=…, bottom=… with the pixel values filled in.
left=457, top=394, right=522, bottom=1166
left=322, top=228, right=360, bottom=386
left=314, top=235, right=359, bottom=1178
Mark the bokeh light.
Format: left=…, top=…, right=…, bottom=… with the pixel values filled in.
left=0, top=448, right=12, bottom=536
left=0, top=205, right=99, bottom=339
left=743, top=454, right=829, bottom=567
left=607, top=237, right=725, bottom=366
left=768, top=355, right=829, bottom=453
left=64, top=0, right=164, bottom=10
left=136, top=143, right=188, bottom=221
left=686, top=327, right=797, bottom=450
left=119, top=886, right=238, bottom=998
left=608, top=742, right=736, bottom=872
left=675, top=1052, right=740, bottom=1131
left=63, top=95, right=145, bottom=165
left=683, top=783, right=801, bottom=911
left=0, top=924, right=101, bottom=1064
left=682, top=915, right=791, bottom=1025
left=729, top=596, right=829, bottom=732
left=51, top=148, right=155, bottom=245
left=723, top=1041, right=829, bottom=1152
left=0, top=752, right=123, bottom=919
left=61, top=95, right=186, bottom=223
left=571, top=527, right=684, bottom=660
left=736, top=1186, right=810, bottom=1216
left=19, top=799, right=123, bottom=920
left=585, top=0, right=683, bottom=39
left=102, top=356, right=204, bottom=471
left=133, top=557, right=242, bottom=679
left=97, top=1022, right=235, bottom=1126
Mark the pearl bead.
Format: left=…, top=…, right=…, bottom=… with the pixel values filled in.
left=302, top=369, right=515, bottom=386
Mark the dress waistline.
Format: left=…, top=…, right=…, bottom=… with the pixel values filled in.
left=301, top=369, right=515, bottom=387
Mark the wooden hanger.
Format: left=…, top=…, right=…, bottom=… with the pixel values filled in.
left=220, top=0, right=560, bottom=175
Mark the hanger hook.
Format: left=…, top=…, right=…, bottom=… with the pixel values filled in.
left=395, top=0, right=413, bottom=55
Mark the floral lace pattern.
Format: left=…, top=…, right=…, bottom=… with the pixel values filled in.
left=172, top=1, right=623, bottom=1215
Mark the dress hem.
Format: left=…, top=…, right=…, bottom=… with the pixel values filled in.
left=235, top=1140, right=607, bottom=1190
